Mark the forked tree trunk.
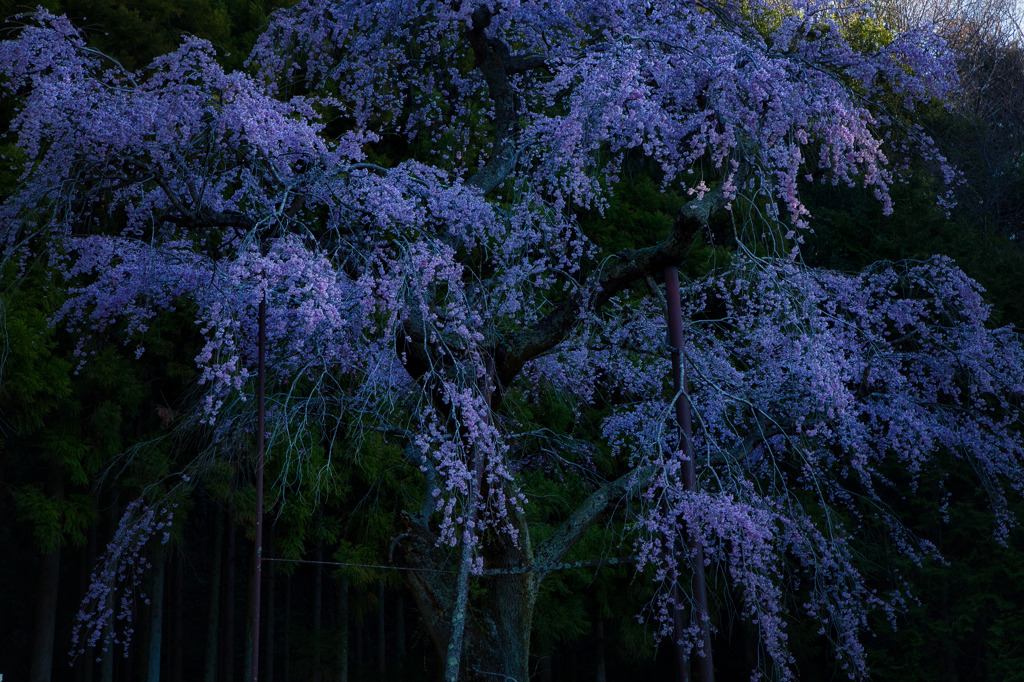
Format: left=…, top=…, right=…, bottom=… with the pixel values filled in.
left=395, top=447, right=654, bottom=682
left=464, top=566, right=537, bottom=681
left=397, top=513, right=537, bottom=682
left=394, top=341, right=656, bottom=681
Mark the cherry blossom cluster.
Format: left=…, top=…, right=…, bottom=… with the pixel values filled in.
left=544, top=255, right=1024, bottom=678
left=415, top=380, right=525, bottom=552
left=248, top=0, right=955, bottom=221
left=69, top=500, right=173, bottom=662
left=0, top=9, right=353, bottom=250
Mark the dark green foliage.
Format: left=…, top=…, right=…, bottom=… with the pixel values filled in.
left=803, top=173, right=1024, bottom=326
left=584, top=173, right=684, bottom=253
left=583, top=170, right=726, bottom=270
left=11, top=485, right=94, bottom=552
left=1, top=264, right=90, bottom=552
left=1, top=0, right=299, bottom=71
left=863, top=467, right=1024, bottom=682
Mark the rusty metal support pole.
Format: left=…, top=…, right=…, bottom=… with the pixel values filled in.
left=251, top=295, right=266, bottom=682
left=664, top=266, right=714, bottom=682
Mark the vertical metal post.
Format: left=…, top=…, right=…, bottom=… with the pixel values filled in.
left=251, top=295, right=266, bottom=682
left=664, top=266, right=714, bottom=682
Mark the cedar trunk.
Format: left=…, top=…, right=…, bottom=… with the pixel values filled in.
left=30, top=462, right=63, bottom=682
left=30, top=544, right=60, bottom=682
left=204, top=509, right=224, bottom=682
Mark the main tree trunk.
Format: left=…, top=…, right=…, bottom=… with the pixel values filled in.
left=396, top=512, right=537, bottom=682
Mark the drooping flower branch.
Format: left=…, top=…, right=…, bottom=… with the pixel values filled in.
left=69, top=500, right=173, bottom=663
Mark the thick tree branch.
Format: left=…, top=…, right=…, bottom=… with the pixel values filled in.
left=162, top=209, right=256, bottom=231
left=497, top=180, right=736, bottom=386
left=464, top=6, right=538, bottom=195
left=506, top=53, right=546, bottom=73
left=534, top=465, right=655, bottom=581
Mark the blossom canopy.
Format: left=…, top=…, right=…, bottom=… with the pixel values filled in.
left=2, top=1, right=1020, bottom=680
